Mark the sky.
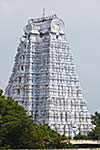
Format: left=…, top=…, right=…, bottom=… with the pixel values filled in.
left=0, top=0, right=100, bottom=114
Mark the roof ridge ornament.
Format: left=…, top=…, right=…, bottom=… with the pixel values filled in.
left=27, top=13, right=58, bottom=24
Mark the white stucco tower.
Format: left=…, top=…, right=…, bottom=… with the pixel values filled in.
left=5, top=15, right=92, bottom=136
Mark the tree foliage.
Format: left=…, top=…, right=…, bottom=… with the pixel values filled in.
left=88, top=112, right=100, bottom=140
left=0, top=89, right=71, bottom=149
left=91, top=112, right=100, bottom=126
left=74, top=132, right=88, bottom=140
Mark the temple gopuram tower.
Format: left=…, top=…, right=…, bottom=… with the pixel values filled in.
left=5, top=14, right=92, bottom=136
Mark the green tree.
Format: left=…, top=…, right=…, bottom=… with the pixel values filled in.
left=0, top=91, right=38, bottom=148
left=0, top=89, right=72, bottom=149
left=74, top=132, right=88, bottom=140
left=91, top=112, right=100, bottom=126
left=88, top=112, right=100, bottom=140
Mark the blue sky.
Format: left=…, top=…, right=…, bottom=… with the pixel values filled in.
left=0, top=0, right=100, bottom=113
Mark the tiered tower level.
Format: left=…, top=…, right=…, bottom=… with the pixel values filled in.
left=5, top=15, right=92, bottom=136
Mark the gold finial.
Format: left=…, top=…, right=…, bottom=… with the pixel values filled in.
left=43, top=8, right=45, bottom=18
